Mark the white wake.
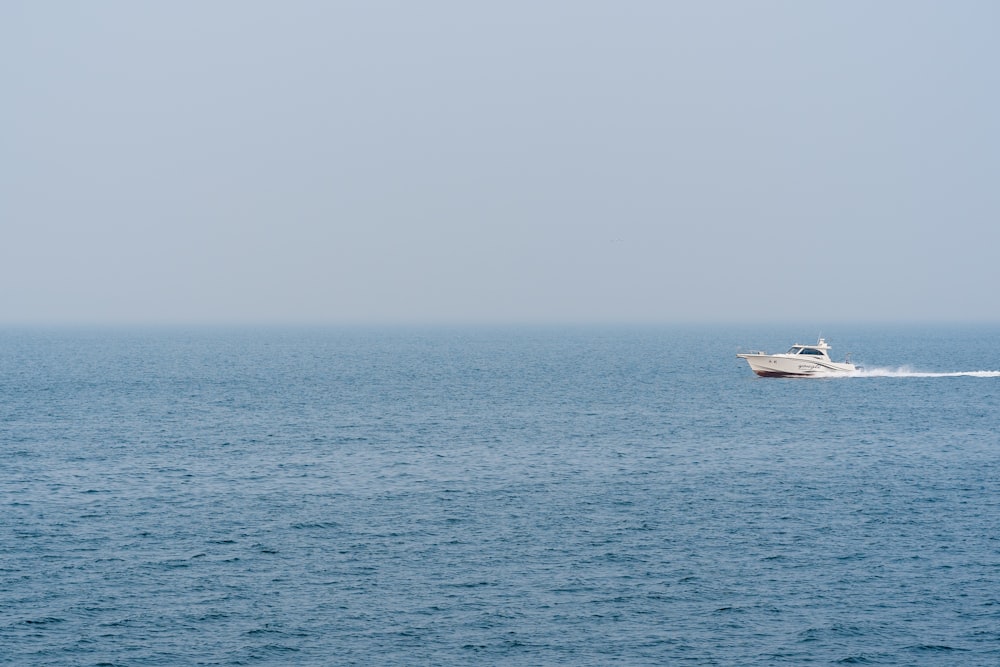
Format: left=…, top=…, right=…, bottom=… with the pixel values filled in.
left=848, top=366, right=1000, bottom=379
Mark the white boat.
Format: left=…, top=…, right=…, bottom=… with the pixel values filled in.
left=737, top=338, right=857, bottom=377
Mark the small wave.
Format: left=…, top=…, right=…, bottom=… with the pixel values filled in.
left=905, top=643, right=967, bottom=652
left=849, top=367, right=1000, bottom=379
left=21, top=617, right=65, bottom=625
left=290, top=521, right=341, bottom=530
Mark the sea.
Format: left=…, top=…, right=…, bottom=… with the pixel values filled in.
left=2, top=324, right=998, bottom=666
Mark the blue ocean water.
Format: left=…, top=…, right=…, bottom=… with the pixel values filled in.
left=2, top=325, right=998, bottom=666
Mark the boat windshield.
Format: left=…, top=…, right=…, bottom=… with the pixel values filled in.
left=788, top=346, right=825, bottom=356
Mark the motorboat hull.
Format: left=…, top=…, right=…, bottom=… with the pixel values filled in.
left=737, top=352, right=856, bottom=377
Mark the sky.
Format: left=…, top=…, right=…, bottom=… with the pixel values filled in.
left=3, top=1, right=998, bottom=325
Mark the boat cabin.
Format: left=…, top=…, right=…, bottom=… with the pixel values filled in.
left=786, top=338, right=832, bottom=358
left=788, top=346, right=828, bottom=357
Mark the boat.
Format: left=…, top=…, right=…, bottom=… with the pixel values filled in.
left=737, top=337, right=857, bottom=377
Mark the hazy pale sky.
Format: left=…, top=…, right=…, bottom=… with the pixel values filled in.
left=3, top=1, right=998, bottom=324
